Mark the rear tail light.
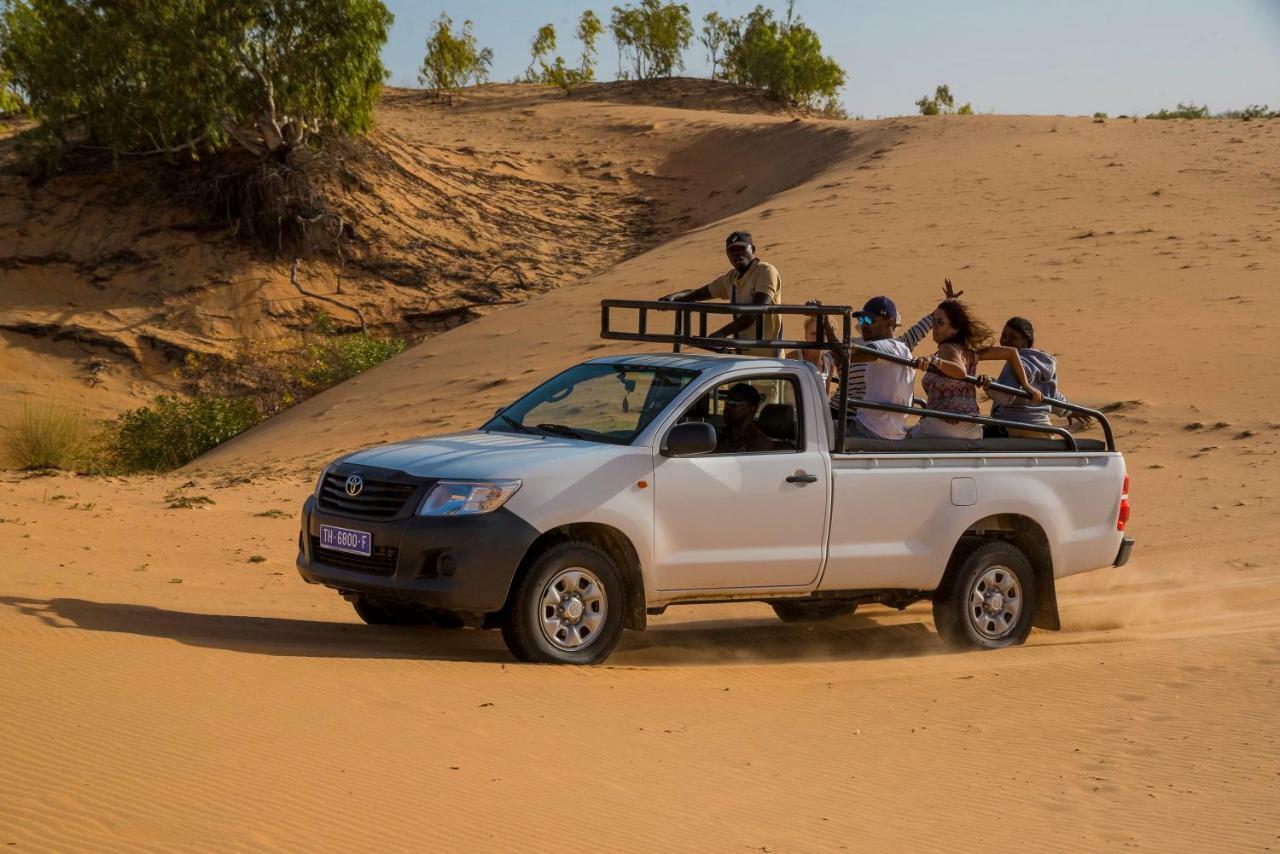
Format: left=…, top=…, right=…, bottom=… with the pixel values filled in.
left=1117, top=474, right=1131, bottom=531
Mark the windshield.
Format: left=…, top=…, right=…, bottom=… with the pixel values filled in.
left=483, top=363, right=700, bottom=445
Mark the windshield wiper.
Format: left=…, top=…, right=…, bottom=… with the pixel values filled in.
left=535, top=423, right=590, bottom=440
left=496, top=414, right=537, bottom=435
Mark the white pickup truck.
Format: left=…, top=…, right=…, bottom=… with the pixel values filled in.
left=296, top=301, right=1133, bottom=664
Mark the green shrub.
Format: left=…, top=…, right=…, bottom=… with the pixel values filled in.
left=610, top=0, right=693, bottom=80
left=418, top=12, right=493, bottom=92
left=1, top=402, right=89, bottom=470
left=1, top=0, right=393, bottom=166
left=699, top=11, right=734, bottom=80
left=78, top=325, right=407, bottom=473
left=525, top=12, right=604, bottom=94
left=721, top=4, right=845, bottom=110
left=292, top=333, right=407, bottom=389
left=0, top=67, right=23, bottom=117
left=1219, top=104, right=1275, bottom=120
left=1146, top=102, right=1210, bottom=119
left=916, top=84, right=972, bottom=116
left=100, top=395, right=262, bottom=473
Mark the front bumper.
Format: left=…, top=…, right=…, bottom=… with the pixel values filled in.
left=1113, top=537, right=1136, bottom=568
left=296, top=495, right=540, bottom=613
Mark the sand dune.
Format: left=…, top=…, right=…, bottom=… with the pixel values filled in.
left=2, top=89, right=1279, bottom=851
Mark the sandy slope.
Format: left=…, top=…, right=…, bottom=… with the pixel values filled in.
left=0, top=83, right=848, bottom=421
left=2, top=103, right=1280, bottom=851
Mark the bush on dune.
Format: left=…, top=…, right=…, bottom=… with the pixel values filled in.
left=1146, top=102, right=1210, bottom=119
left=720, top=4, right=846, bottom=112
left=88, top=326, right=407, bottom=474
left=97, top=395, right=263, bottom=474
left=292, top=332, right=407, bottom=390
left=2, top=0, right=393, bottom=253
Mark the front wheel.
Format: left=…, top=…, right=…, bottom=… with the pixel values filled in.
left=501, top=542, right=625, bottom=664
left=933, top=540, right=1037, bottom=650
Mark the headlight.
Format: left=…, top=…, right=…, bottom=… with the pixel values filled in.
left=418, top=480, right=522, bottom=517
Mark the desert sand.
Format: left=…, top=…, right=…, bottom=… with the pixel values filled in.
left=2, top=84, right=1279, bottom=851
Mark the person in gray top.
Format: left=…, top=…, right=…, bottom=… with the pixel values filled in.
left=985, top=317, right=1090, bottom=437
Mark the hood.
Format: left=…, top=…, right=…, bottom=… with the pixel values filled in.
left=338, top=430, right=627, bottom=479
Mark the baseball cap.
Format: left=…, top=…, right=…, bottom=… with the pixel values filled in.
left=725, top=231, right=754, bottom=249
left=858, top=295, right=899, bottom=322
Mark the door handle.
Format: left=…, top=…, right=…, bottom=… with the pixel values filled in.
left=786, top=473, right=819, bottom=484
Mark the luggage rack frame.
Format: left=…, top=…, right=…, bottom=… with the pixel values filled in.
left=600, top=299, right=1114, bottom=454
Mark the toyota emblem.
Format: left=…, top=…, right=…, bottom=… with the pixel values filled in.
left=344, top=474, right=364, bottom=497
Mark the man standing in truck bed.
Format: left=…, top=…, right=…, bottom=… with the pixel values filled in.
left=657, top=231, right=783, bottom=356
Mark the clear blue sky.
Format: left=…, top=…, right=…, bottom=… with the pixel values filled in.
left=381, top=0, right=1280, bottom=117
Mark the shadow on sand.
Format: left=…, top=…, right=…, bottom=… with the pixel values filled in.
left=0, top=595, right=945, bottom=666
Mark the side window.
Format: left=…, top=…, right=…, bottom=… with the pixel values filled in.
left=676, top=374, right=802, bottom=454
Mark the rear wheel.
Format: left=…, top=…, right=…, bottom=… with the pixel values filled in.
left=770, top=600, right=858, bottom=623
left=501, top=542, right=625, bottom=664
left=933, top=540, right=1037, bottom=650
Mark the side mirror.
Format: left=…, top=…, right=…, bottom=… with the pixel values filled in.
left=662, top=422, right=717, bottom=457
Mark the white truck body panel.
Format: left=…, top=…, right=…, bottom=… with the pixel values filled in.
left=822, top=453, right=1125, bottom=591
left=331, top=352, right=1127, bottom=612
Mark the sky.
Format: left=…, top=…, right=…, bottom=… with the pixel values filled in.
left=380, top=0, right=1280, bottom=117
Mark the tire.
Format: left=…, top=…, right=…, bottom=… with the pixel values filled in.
left=933, top=540, right=1037, bottom=650
left=351, top=594, right=428, bottom=626
left=770, top=600, right=859, bottom=623
left=501, top=541, right=626, bottom=664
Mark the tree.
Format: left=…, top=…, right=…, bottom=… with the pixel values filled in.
left=700, top=11, right=733, bottom=79
left=1, top=0, right=393, bottom=161
left=526, top=12, right=604, bottom=94
left=418, top=13, right=493, bottom=93
left=915, top=84, right=971, bottom=116
left=576, top=10, right=604, bottom=80
left=609, top=0, right=692, bottom=80
left=721, top=4, right=846, bottom=109
left=0, top=3, right=25, bottom=117
left=524, top=23, right=557, bottom=82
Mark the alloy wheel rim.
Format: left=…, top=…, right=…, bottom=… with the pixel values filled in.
left=539, top=567, right=607, bottom=652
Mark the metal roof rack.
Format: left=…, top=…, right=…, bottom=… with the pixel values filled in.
left=601, top=299, right=1114, bottom=454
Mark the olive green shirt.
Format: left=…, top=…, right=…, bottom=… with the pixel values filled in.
left=706, top=259, right=783, bottom=356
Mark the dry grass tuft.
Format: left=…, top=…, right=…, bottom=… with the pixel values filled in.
left=1, top=402, right=90, bottom=471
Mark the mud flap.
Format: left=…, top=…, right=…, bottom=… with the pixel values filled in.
left=1033, top=570, right=1061, bottom=631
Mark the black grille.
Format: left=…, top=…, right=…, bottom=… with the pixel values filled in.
left=310, top=536, right=399, bottom=576
left=318, top=472, right=418, bottom=519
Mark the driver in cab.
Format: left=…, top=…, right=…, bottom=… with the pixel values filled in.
left=657, top=230, right=783, bottom=356
left=716, top=383, right=776, bottom=453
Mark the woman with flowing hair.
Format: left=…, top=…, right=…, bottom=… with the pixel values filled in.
left=910, top=297, right=1043, bottom=440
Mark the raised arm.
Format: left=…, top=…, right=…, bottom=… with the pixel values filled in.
left=896, top=313, right=935, bottom=350
left=978, top=345, right=1044, bottom=404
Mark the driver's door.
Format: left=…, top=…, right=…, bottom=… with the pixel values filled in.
left=650, top=373, right=829, bottom=591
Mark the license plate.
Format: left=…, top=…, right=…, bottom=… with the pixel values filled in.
left=319, top=525, right=372, bottom=557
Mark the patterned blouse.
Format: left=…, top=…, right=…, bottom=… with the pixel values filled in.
left=922, top=348, right=979, bottom=416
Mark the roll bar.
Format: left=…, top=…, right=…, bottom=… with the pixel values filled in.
left=599, top=299, right=1114, bottom=453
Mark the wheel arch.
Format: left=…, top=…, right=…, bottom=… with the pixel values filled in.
left=942, top=513, right=1060, bottom=631
left=505, top=523, right=647, bottom=630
